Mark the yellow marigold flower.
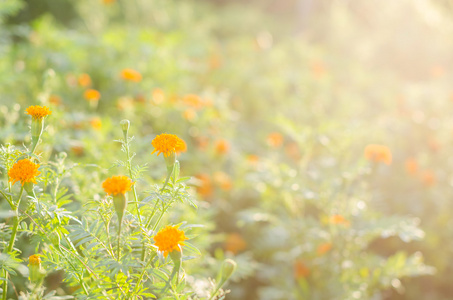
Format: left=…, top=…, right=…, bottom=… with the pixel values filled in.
left=153, top=225, right=188, bottom=257
left=25, top=105, right=52, bottom=120
left=102, top=175, right=133, bottom=196
left=28, top=255, right=41, bottom=266
left=120, top=68, right=142, bottom=82
left=151, top=133, right=186, bottom=157
left=8, top=159, right=41, bottom=186
left=78, top=73, right=92, bottom=87
left=364, top=144, right=392, bottom=165
left=84, top=89, right=101, bottom=101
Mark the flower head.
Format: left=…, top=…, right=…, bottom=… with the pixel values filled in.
left=267, top=132, right=283, bottom=148
left=215, top=139, right=229, bottom=155
left=153, top=225, right=188, bottom=257
left=121, top=68, right=142, bottom=82
left=151, top=133, right=186, bottom=157
left=25, top=106, right=52, bottom=120
left=8, top=159, right=41, bottom=186
left=84, top=89, right=101, bottom=101
left=364, top=144, right=392, bottom=165
left=78, top=73, right=92, bottom=87
left=102, top=175, right=133, bottom=196
left=317, top=242, right=332, bottom=255
left=293, top=260, right=310, bottom=279
left=28, top=255, right=41, bottom=266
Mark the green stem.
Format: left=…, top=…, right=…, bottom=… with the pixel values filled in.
left=7, top=186, right=24, bottom=253
left=117, top=221, right=122, bottom=261
left=127, top=254, right=156, bottom=298
left=2, top=186, right=24, bottom=300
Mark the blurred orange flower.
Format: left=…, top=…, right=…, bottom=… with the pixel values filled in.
left=421, top=170, right=436, bottom=187
left=152, top=88, right=165, bottom=104
left=121, top=68, right=142, bottom=82
left=330, top=214, right=350, bottom=226
left=317, top=242, right=332, bottom=256
left=405, top=158, right=418, bottom=175
left=49, top=94, right=62, bottom=106
left=195, top=136, right=209, bottom=151
left=183, top=109, right=197, bottom=121
left=247, top=154, right=259, bottom=165
left=78, top=73, right=92, bottom=87
left=285, top=141, right=301, bottom=161
left=293, top=260, right=310, bottom=279
left=215, top=139, right=230, bottom=155
left=102, top=0, right=115, bottom=3
left=267, top=132, right=283, bottom=148
left=89, top=117, right=102, bottom=130
left=84, top=89, right=101, bottom=102
left=213, top=171, right=232, bottom=191
left=225, top=233, right=247, bottom=254
left=195, top=174, right=213, bottom=198
left=311, top=60, right=327, bottom=79
left=364, top=144, right=392, bottom=165
left=183, top=94, right=204, bottom=110
left=71, top=145, right=84, bottom=156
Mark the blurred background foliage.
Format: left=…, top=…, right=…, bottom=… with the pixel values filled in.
left=2, top=0, right=453, bottom=299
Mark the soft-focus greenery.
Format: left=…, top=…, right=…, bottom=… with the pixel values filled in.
left=1, top=0, right=453, bottom=299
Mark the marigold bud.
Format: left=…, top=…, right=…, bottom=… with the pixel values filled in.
left=220, top=259, right=237, bottom=282
left=112, top=193, right=127, bottom=223
left=28, top=254, right=44, bottom=284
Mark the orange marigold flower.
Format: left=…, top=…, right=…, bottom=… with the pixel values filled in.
left=151, top=133, right=186, bottom=157
left=153, top=225, right=188, bottom=257
left=225, top=233, right=246, bottom=254
left=8, top=159, right=41, bottom=186
left=247, top=154, right=259, bottom=165
left=183, top=94, right=204, bottom=110
left=195, top=174, right=213, bottom=198
left=78, top=73, right=92, bottom=87
left=267, top=132, right=283, bottom=148
left=121, top=68, right=142, bottom=82
left=215, top=139, right=230, bottom=155
left=102, top=0, right=115, bottom=4
left=28, top=255, right=41, bottom=266
left=405, top=158, right=418, bottom=175
left=89, top=117, right=102, bottom=130
left=102, top=175, right=133, bottom=196
left=364, top=144, right=392, bottom=165
left=317, top=242, right=332, bottom=256
left=25, top=105, right=52, bottom=120
left=84, top=89, right=101, bottom=101
left=330, top=214, right=350, bottom=226
left=294, top=260, right=310, bottom=279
